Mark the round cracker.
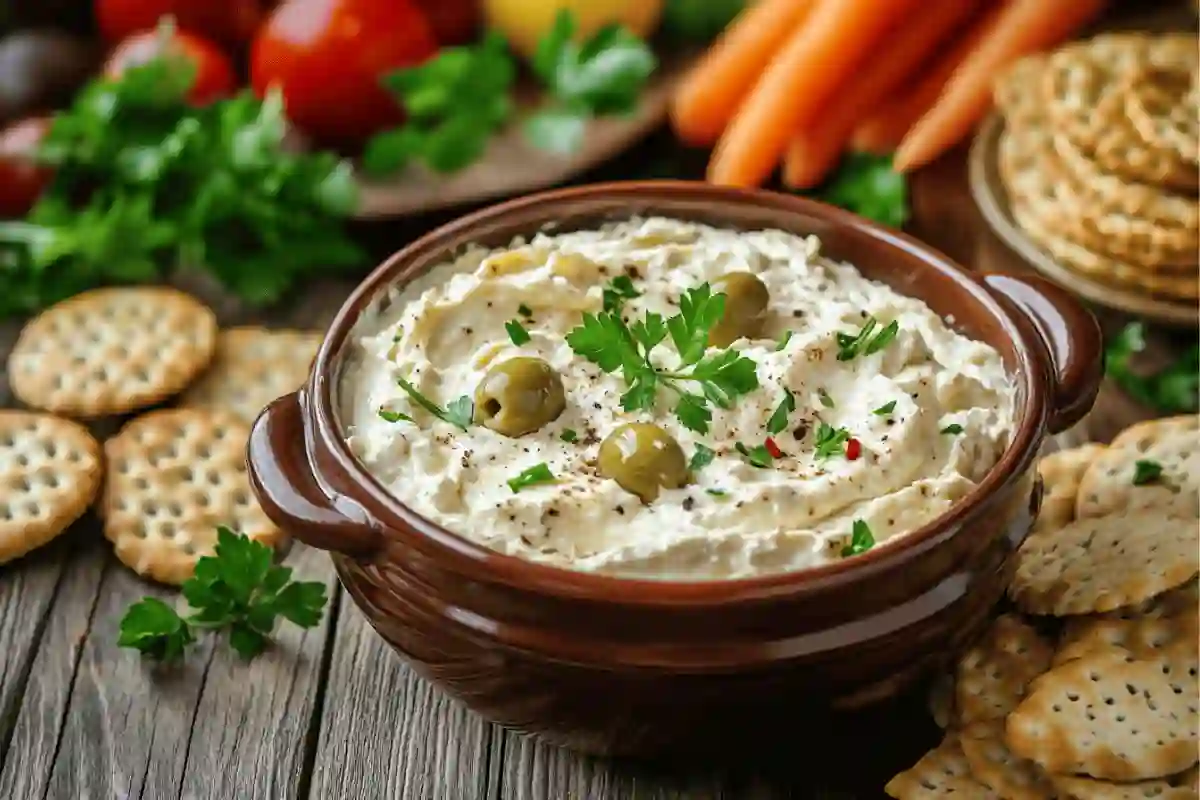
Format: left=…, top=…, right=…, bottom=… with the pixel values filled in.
left=1051, top=765, right=1198, bottom=800
left=885, top=732, right=1001, bottom=799
left=1076, top=415, right=1200, bottom=519
left=1006, top=644, right=1199, bottom=782
left=994, top=55, right=1049, bottom=125
left=959, top=721, right=1056, bottom=800
left=102, top=408, right=280, bottom=586
left=178, top=327, right=322, bottom=424
left=0, top=411, right=102, bottom=564
left=1054, top=605, right=1199, bottom=666
left=8, top=288, right=218, bottom=418
left=955, top=614, right=1054, bottom=725
left=1034, top=444, right=1107, bottom=534
left=1127, top=64, right=1200, bottom=164
left=1009, top=509, right=1200, bottom=616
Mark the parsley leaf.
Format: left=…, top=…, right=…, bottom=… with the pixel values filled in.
left=663, top=0, right=745, bottom=41
left=841, top=519, right=876, bottom=557
left=736, top=441, right=774, bottom=468
left=775, top=330, right=793, bottom=351
left=689, top=443, right=716, bottom=471
left=508, top=463, right=556, bottom=493
left=941, top=424, right=964, bottom=435
left=705, top=488, right=728, bottom=497
left=378, top=408, right=414, bottom=424
left=766, top=390, right=795, bottom=435
left=560, top=429, right=578, bottom=443
left=813, top=422, right=851, bottom=459
left=602, top=274, right=641, bottom=312
left=396, top=376, right=473, bottom=431
left=815, top=153, right=908, bottom=229
left=118, top=527, right=328, bottom=661
left=818, top=388, right=835, bottom=409
left=836, top=317, right=899, bottom=361
left=873, top=400, right=896, bottom=416
left=1106, top=323, right=1199, bottom=414
left=667, top=282, right=725, bottom=365
left=505, top=319, right=531, bottom=345
left=1132, top=459, right=1163, bottom=486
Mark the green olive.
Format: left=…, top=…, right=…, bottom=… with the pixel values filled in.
left=598, top=423, right=689, bottom=503
left=708, top=272, right=770, bottom=347
left=474, top=357, right=566, bottom=437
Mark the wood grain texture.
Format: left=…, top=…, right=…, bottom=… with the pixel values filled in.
left=307, top=597, right=494, bottom=800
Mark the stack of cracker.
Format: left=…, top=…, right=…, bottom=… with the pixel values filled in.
left=994, top=34, right=1199, bottom=307
left=887, top=415, right=1200, bottom=799
left=1, top=287, right=323, bottom=585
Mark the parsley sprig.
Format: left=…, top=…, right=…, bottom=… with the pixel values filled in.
left=508, top=463, right=556, bottom=492
left=836, top=316, right=899, bottom=361
left=566, top=283, right=759, bottom=433
left=118, top=528, right=328, bottom=661
left=396, top=377, right=473, bottom=431
left=1106, top=323, right=1198, bottom=414
left=813, top=422, right=852, bottom=459
left=841, top=520, right=876, bottom=557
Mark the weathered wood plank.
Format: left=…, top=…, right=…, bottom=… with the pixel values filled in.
left=176, top=543, right=339, bottom=800
left=0, top=531, right=108, bottom=799
left=307, top=596, right=493, bottom=800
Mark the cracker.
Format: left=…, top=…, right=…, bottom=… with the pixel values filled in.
left=8, top=288, right=218, bottom=418
left=955, top=614, right=1054, bottom=724
left=928, top=670, right=957, bottom=730
left=1076, top=416, right=1200, bottom=519
left=178, top=327, right=322, bottom=424
left=995, top=55, right=1049, bottom=124
left=1010, top=509, right=1200, bottom=616
left=102, top=409, right=280, bottom=585
left=1005, top=644, right=1199, bottom=782
left=1127, top=64, right=1200, bottom=164
left=1054, top=607, right=1200, bottom=666
left=885, top=732, right=1001, bottom=799
left=1052, top=765, right=1198, bottom=800
left=960, top=721, right=1056, bottom=800
left=1035, top=444, right=1107, bottom=534
left=0, top=411, right=102, bottom=564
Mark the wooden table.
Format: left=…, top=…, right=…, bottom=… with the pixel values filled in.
left=0, top=142, right=1182, bottom=800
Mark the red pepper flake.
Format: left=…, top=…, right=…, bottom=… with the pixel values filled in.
left=765, top=437, right=784, bottom=459
left=845, top=438, right=862, bottom=461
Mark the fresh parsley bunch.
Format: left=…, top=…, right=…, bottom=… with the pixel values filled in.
left=566, top=282, right=759, bottom=433
left=0, top=56, right=366, bottom=317
left=118, top=528, right=329, bottom=661
left=1106, top=323, right=1198, bottom=414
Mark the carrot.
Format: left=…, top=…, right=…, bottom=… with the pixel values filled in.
left=851, top=3, right=1006, bottom=156
left=669, top=0, right=817, bottom=147
left=781, top=0, right=985, bottom=189
left=894, top=0, right=1108, bottom=172
left=707, top=0, right=923, bottom=188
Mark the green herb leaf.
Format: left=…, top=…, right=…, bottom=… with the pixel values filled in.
left=673, top=392, right=712, bottom=433
left=518, top=303, right=533, bottom=317
left=667, top=283, right=725, bottom=365
left=118, top=528, right=328, bottom=662
left=560, top=429, right=578, bottom=443
left=602, top=274, right=641, bottom=312
left=1132, top=459, right=1164, bottom=486
left=505, top=319, right=531, bottom=345
left=818, top=388, right=835, bottom=409
left=396, top=376, right=473, bottom=431
left=523, top=108, right=588, bottom=154
left=941, top=424, right=964, bottom=435
left=378, top=408, right=414, bottom=424
left=1106, top=323, right=1199, bottom=414
left=836, top=317, right=899, bottom=361
left=873, top=400, right=896, bottom=416
left=815, top=153, right=908, bottom=228
left=689, top=443, right=716, bottom=471
left=736, top=441, right=774, bottom=469
left=813, top=422, right=852, bottom=460
left=775, top=330, right=793, bottom=351
left=841, top=519, right=876, bottom=557
left=766, top=390, right=795, bottom=435
left=663, top=0, right=745, bottom=41
left=705, top=488, right=728, bottom=497
left=508, top=463, right=556, bottom=493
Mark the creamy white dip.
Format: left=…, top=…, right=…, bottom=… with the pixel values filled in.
left=339, top=217, right=1016, bottom=580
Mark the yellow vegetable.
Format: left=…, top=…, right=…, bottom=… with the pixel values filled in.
left=483, top=0, right=664, bottom=59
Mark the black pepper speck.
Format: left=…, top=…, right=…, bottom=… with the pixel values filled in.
left=682, top=497, right=695, bottom=511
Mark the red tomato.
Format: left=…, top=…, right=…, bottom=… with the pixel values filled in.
left=412, top=0, right=480, bottom=46
left=0, top=117, right=53, bottom=218
left=104, top=29, right=238, bottom=106
left=96, top=0, right=269, bottom=45
left=250, top=0, right=439, bottom=145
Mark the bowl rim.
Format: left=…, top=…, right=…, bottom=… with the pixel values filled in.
left=308, top=180, right=1047, bottom=604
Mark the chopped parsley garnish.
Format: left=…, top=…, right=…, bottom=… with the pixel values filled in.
left=841, top=519, right=875, bottom=557
left=505, top=319, right=531, bottom=345
left=602, top=274, right=641, bottom=312
left=813, top=422, right=852, bottom=459
left=766, top=390, right=795, bottom=435
left=377, top=408, right=414, bottom=424
left=873, top=400, right=896, bottom=416
left=776, top=330, right=793, bottom=351
left=396, top=376, right=473, bottom=431
left=940, top=424, right=964, bottom=435
left=1132, top=459, right=1163, bottom=486
left=507, top=463, right=556, bottom=493
left=518, top=303, right=533, bottom=318
left=566, top=283, right=759, bottom=434
left=736, top=441, right=774, bottom=468
left=836, top=317, right=899, bottom=361
left=689, top=443, right=716, bottom=471
left=818, top=388, right=835, bottom=408
left=706, top=488, right=727, bottom=497
left=560, top=429, right=578, bottom=443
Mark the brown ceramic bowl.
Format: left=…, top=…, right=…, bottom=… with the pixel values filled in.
left=247, top=182, right=1102, bottom=757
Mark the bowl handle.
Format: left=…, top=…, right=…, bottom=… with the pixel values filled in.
left=247, top=391, right=381, bottom=557
left=982, top=273, right=1104, bottom=434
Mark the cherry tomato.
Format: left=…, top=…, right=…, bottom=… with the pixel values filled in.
left=104, top=29, right=238, bottom=106
left=0, top=117, right=53, bottom=219
left=412, top=0, right=480, bottom=45
left=251, top=0, right=439, bottom=145
left=96, top=0, right=269, bottom=45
